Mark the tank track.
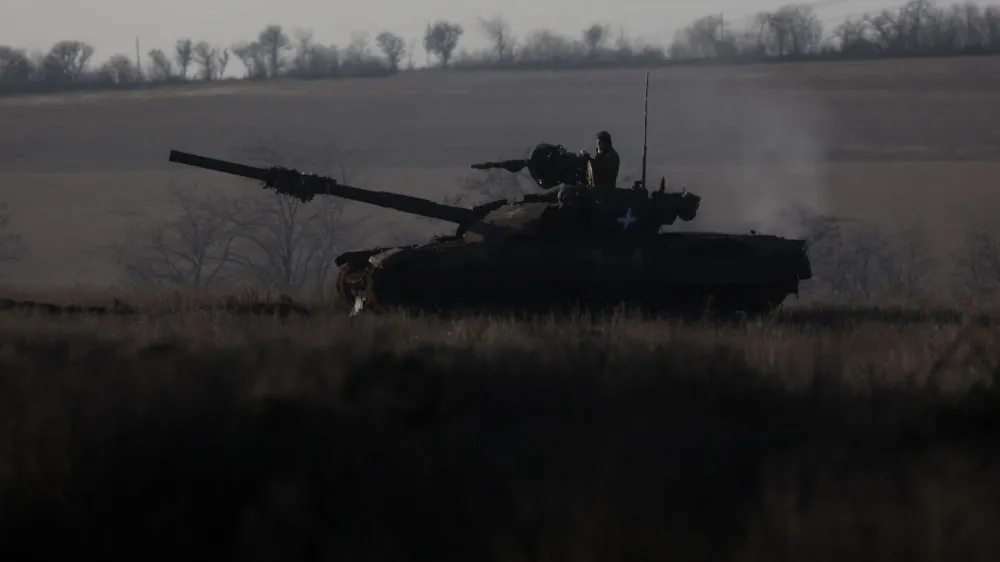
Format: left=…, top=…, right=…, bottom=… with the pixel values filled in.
left=335, top=260, right=790, bottom=320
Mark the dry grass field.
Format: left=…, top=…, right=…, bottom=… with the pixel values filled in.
left=1, top=293, right=1000, bottom=560
left=3, top=56, right=1000, bottom=560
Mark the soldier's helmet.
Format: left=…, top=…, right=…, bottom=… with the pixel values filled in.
left=596, top=130, right=612, bottom=145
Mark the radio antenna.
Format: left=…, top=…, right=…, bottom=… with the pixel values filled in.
left=641, top=71, right=649, bottom=190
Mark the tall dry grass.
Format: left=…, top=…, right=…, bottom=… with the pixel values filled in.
left=1, top=294, right=999, bottom=561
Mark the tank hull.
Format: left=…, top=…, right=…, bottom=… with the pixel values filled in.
left=336, top=231, right=812, bottom=318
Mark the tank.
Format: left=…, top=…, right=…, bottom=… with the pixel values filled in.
left=167, top=146, right=812, bottom=318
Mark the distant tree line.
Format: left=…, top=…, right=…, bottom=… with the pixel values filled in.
left=666, top=0, right=1000, bottom=62
left=0, top=0, right=999, bottom=96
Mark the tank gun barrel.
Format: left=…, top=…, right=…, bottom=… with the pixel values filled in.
left=170, top=150, right=270, bottom=182
left=168, top=149, right=476, bottom=225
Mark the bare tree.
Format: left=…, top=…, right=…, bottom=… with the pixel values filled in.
left=670, top=15, right=730, bottom=59
left=879, top=225, right=937, bottom=300
left=0, top=202, right=28, bottom=264
left=800, top=214, right=851, bottom=299
left=192, top=41, right=228, bottom=80
left=256, top=24, right=291, bottom=77
left=283, top=33, right=344, bottom=79
left=406, top=38, right=417, bottom=69
left=782, top=4, right=825, bottom=56
left=231, top=41, right=268, bottom=79
left=38, top=40, right=93, bottom=84
left=113, top=136, right=369, bottom=294
left=518, top=30, right=582, bottom=63
left=0, top=46, right=33, bottom=84
left=232, top=25, right=289, bottom=80
left=582, top=23, right=609, bottom=58
left=479, top=15, right=514, bottom=63
left=844, top=224, right=894, bottom=301
left=959, top=1, right=986, bottom=49
left=290, top=29, right=315, bottom=75
left=899, top=0, right=937, bottom=52
left=217, top=49, right=230, bottom=78
left=613, top=26, right=633, bottom=59
left=376, top=31, right=406, bottom=70
left=174, top=39, right=193, bottom=79
left=424, top=21, right=464, bottom=66
left=147, top=48, right=173, bottom=80
left=866, top=10, right=904, bottom=54
left=98, top=54, right=139, bottom=84
left=953, top=229, right=1000, bottom=296
left=299, top=44, right=340, bottom=78
left=986, top=7, right=1000, bottom=49
left=7, top=0, right=1000, bottom=96
left=113, top=185, right=241, bottom=288
left=832, top=17, right=879, bottom=56
left=343, top=32, right=373, bottom=67
left=751, top=4, right=825, bottom=58
left=228, top=135, right=370, bottom=294
left=799, top=214, right=872, bottom=301
left=192, top=42, right=213, bottom=80
left=797, top=212, right=941, bottom=303
left=227, top=191, right=343, bottom=291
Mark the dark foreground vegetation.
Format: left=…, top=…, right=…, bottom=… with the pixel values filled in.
left=1, top=293, right=999, bottom=561
left=3, top=0, right=1000, bottom=95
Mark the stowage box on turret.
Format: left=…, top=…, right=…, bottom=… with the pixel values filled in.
left=167, top=142, right=812, bottom=318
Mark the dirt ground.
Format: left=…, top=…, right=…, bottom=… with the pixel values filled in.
left=1, top=56, right=999, bottom=287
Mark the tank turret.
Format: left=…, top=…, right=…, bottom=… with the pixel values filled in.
left=470, top=142, right=702, bottom=237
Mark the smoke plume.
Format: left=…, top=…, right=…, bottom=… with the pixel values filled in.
left=657, top=74, right=836, bottom=239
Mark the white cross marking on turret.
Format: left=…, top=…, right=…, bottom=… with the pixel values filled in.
left=617, top=207, right=636, bottom=230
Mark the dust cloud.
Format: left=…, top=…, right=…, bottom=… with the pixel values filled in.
left=659, top=77, right=836, bottom=239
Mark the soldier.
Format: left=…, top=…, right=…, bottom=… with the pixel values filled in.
left=579, top=130, right=620, bottom=190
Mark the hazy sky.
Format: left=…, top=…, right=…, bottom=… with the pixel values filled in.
left=5, top=0, right=908, bottom=60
